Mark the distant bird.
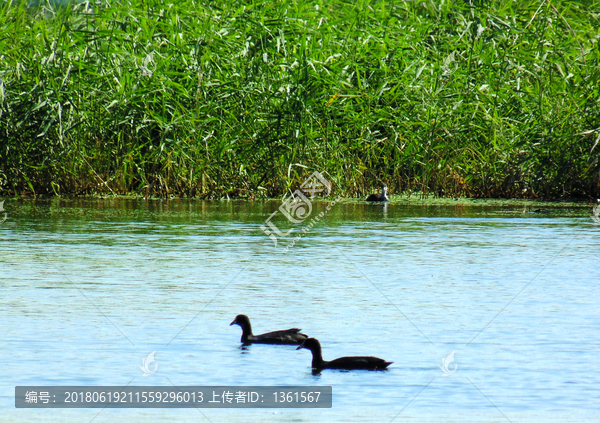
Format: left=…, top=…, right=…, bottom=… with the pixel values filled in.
left=230, top=314, right=308, bottom=345
left=366, top=184, right=389, bottom=202
left=296, top=338, right=392, bottom=371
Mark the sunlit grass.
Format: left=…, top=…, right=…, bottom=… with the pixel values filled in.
left=1, top=0, right=599, bottom=198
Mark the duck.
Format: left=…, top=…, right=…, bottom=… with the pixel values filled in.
left=230, top=314, right=308, bottom=345
left=296, top=338, right=392, bottom=371
left=366, top=184, right=389, bottom=202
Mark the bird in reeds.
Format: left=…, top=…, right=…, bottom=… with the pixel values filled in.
left=230, top=314, right=308, bottom=345
left=522, top=205, right=547, bottom=214
left=296, top=338, right=392, bottom=371
left=366, top=184, right=389, bottom=202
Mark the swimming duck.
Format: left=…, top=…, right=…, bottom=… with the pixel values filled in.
left=230, top=314, right=308, bottom=345
left=297, top=338, right=392, bottom=371
left=366, top=184, right=389, bottom=202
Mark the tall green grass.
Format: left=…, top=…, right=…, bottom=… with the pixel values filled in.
left=1, top=0, right=599, bottom=198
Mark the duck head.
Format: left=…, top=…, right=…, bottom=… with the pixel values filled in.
left=296, top=337, right=321, bottom=352
left=230, top=314, right=250, bottom=327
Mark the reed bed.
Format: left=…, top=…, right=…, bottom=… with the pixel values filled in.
left=1, top=0, right=599, bottom=198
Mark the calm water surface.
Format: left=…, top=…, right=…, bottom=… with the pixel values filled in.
left=1, top=199, right=599, bottom=422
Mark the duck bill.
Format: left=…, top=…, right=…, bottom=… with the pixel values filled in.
left=229, top=320, right=236, bottom=326
left=296, top=344, right=304, bottom=350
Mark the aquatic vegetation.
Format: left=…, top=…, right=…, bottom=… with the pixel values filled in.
left=1, top=0, right=599, bottom=198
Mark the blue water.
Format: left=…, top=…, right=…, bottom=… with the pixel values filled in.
left=1, top=199, right=599, bottom=422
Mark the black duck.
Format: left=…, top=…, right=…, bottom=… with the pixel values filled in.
left=297, top=338, right=392, bottom=371
left=230, top=314, right=308, bottom=345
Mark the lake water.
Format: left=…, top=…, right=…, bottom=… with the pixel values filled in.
left=1, top=198, right=599, bottom=422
